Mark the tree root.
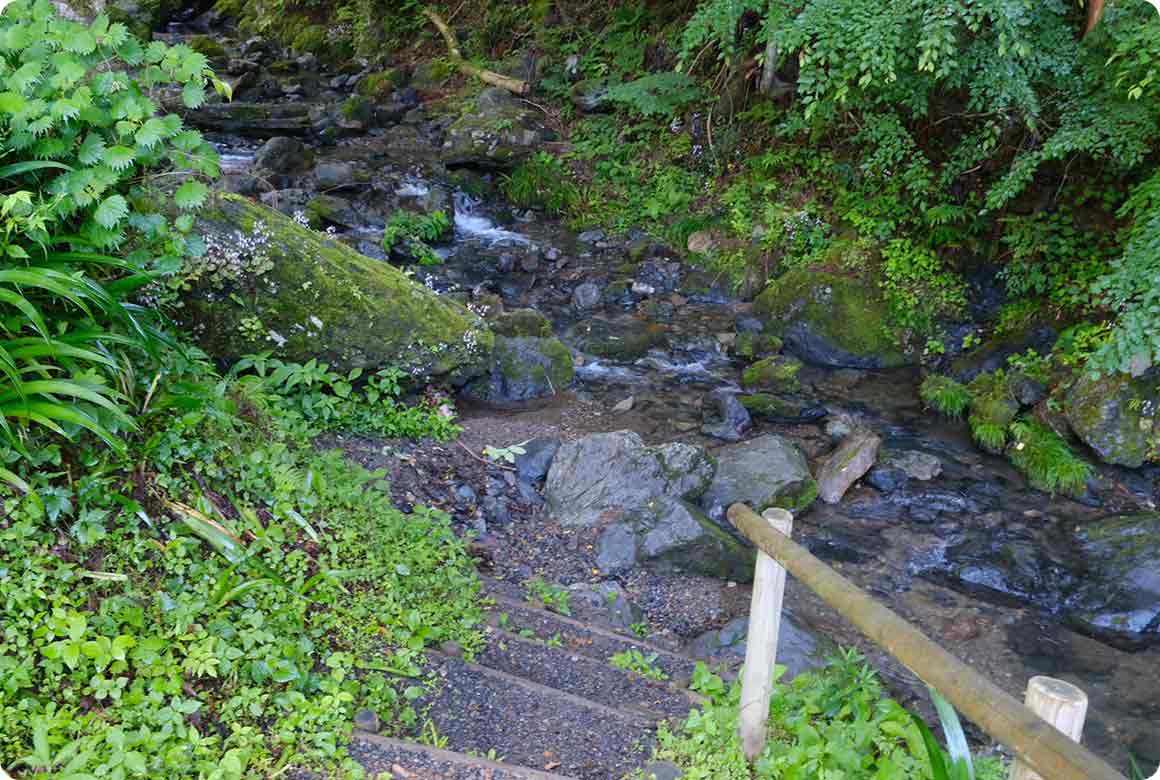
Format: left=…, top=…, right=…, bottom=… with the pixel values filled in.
left=423, top=8, right=529, bottom=94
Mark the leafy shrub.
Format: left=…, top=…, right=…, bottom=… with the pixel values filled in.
left=503, top=153, right=578, bottom=215
left=1008, top=419, right=1092, bottom=496
left=879, top=239, right=967, bottom=337
left=610, top=649, right=669, bottom=681
left=920, top=375, right=971, bottom=418
left=382, top=209, right=451, bottom=266
left=653, top=650, right=1006, bottom=780
left=232, top=353, right=461, bottom=440
left=0, top=347, right=483, bottom=778
left=0, top=0, right=223, bottom=456
left=606, top=72, right=706, bottom=117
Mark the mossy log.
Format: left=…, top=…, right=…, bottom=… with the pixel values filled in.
left=422, top=8, right=529, bottom=95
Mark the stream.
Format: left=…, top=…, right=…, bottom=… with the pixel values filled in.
left=182, top=25, right=1159, bottom=770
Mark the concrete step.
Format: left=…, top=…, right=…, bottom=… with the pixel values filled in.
left=474, top=627, right=701, bottom=720
left=408, top=653, right=657, bottom=780
left=485, top=595, right=700, bottom=684
left=350, top=733, right=579, bottom=780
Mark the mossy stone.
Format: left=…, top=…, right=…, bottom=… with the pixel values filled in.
left=466, top=336, right=575, bottom=402
left=742, top=355, right=802, bottom=392
left=188, top=35, right=228, bottom=61
left=736, top=331, right=783, bottom=360
left=180, top=193, right=492, bottom=384
left=491, top=308, right=553, bottom=338
left=1065, top=370, right=1159, bottom=467
left=360, top=68, right=408, bottom=99
left=753, top=269, right=910, bottom=368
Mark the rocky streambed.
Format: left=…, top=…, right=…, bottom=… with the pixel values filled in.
left=162, top=18, right=1159, bottom=771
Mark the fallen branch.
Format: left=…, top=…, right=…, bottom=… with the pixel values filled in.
left=422, top=8, right=529, bottom=94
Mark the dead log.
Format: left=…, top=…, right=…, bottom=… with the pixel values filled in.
left=422, top=8, right=529, bottom=95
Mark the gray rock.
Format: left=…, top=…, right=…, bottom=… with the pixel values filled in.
left=253, top=136, right=310, bottom=174
left=1067, top=513, right=1160, bottom=640
left=566, top=581, right=641, bottom=631
left=570, top=79, right=613, bottom=113
left=577, top=229, right=606, bottom=244
left=643, top=761, right=683, bottom=780
left=700, top=388, right=752, bottom=442
left=515, top=436, right=561, bottom=483
left=441, top=88, right=554, bottom=166
left=701, top=435, right=817, bottom=519
left=313, top=160, right=355, bottom=190
left=880, top=449, right=942, bottom=481
left=571, top=282, right=602, bottom=310
left=636, top=496, right=755, bottom=580
left=353, top=708, right=381, bottom=733
left=687, top=230, right=715, bottom=254
left=817, top=431, right=881, bottom=504
left=1009, top=372, right=1048, bottom=406
left=596, top=524, right=639, bottom=575
left=686, top=616, right=824, bottom=679
left=464, top=336, right=575, bottom=402
left=546, top=431, right=715, bottom=528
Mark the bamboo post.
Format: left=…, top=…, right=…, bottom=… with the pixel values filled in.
left=738, top=507, right=794, bottom=761
left=725, top=503, right=1127, bottom=780
left=1009, top=677, right=1088, bottom=780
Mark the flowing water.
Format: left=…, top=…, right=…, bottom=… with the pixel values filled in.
left=207, top=106, right=1160, bottom=773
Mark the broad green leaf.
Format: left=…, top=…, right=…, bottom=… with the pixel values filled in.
left=174, top=180, right=208, bottom=210
left=93, top=194, right=128, bottom=228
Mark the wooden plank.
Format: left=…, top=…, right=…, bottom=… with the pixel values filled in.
left=738, top=508, right=793, bottom=760
left=726, top=502, right=1127, bottom=780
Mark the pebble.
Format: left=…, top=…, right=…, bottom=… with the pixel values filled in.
left=612, top=396, right=635, bottom=412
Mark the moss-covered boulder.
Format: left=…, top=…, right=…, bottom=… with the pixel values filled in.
left=360, top=68, right=409, bottom=99
left=742, top=355, right=802, bottom=392
left=1065, top=371, right=1159, bottom=467
left=464, top=336, right=574, bottom=402
left=442, top=88, right=555, bottom=168
left=740, top=394, right=827, bottom=423
left=701, top=435, right=818, bottom=518
left=490, top=308, right=553, bottom=338
left=179, top=193, right=492, bottom=383
left=753, top=270, right=911, bottom=368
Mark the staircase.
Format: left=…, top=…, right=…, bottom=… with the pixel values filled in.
left=349, top=578, right=703, bottom=779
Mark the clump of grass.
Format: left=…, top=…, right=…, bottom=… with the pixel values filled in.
left=502, top=152, right=578, bottom=215
left=967, top=371, right=1019, bottom=451
left=919, top=374, right=971, bottom=417
left=970, top=419, right=1009, bottom=451
left=1008, top=419, right=1092, bottom=496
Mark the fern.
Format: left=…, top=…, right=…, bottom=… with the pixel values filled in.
left=606, top=73, right=706, bottom=117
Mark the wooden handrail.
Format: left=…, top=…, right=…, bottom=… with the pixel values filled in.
left=726, top=502, right=1128, bottom=780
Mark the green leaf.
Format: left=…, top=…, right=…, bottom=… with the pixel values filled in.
left=93, top=194, right=129, bottom=228
left=102, top=145, right=136, bottom=171
left=0, top=160, right=73, bottom=178
left=181, top=82, right=206, bottom=109
left=174, top=180, right=208, bottom=210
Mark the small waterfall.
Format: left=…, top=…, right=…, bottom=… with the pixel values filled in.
left=453, top=192, right=530, bottom=245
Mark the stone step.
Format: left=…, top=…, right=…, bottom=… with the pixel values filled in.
left=350, top=733, right=579, bottom=780
left=485, top=595, right=700, bottom=684
left=408, top=654, right=656, bottom=780
left=474, top=627, right=701, bottom=720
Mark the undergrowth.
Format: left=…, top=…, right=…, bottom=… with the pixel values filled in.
left=649, top=651, right=1006, bottom=780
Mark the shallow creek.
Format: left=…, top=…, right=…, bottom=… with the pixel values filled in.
left=208, top=130, right=1159, bottom=770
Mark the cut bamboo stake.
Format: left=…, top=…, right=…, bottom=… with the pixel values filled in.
left=1009, top=677, right=1088, bottom=780
left=422, top=8, right=529, bottom=94
left=725, top=502, right=1126, bottom=780
left=738, top=507, right=793, bottom=761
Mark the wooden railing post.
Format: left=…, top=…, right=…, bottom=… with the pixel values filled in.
left=1009, top=677, right=1088, bottom=780
left=738, top=507, right=793, bottom=762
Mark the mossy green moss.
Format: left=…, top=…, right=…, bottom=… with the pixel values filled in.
left=181, top=193, right=492, bottom=383
left=188, top=35, right=228, bottom=61
left=920, top=374, right=971, bottom=417
left=742, top=355, right=802, bottom=392
left=735, top=332, right=784, bottom=360
left=769, top=477, right=819, bottom=513
left=582, top=327, right=668, bottom=361
left=1064, top=370, right=1159, bottom=467
left=491, top=308, right=553, bottom=338
left=360, top=68, right=408, bottom=99
left=966, top=371, right=1019, bottom=452
left=467, top=336, right=574, bottom=401
left=753, top=269, right=910, bottom=367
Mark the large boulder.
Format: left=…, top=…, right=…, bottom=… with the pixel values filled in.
left=180, top=193, right=492, bottom=382
left=597, top=497, right=755, bottom=580
left=441, top=88, right=555, bottom=167
left=464, top=336, right=575, bottom=402
left=545, top=432, right=753, bottom=579
left=1066, top=513, right=1160, bottom=642
left=546, top=431, right=715, bottom=527
left=701, top=435, right=817, bottom=519
left=754, top=270, right=911, bottom=368
left=1065, top=370, right=1159, bottom=468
